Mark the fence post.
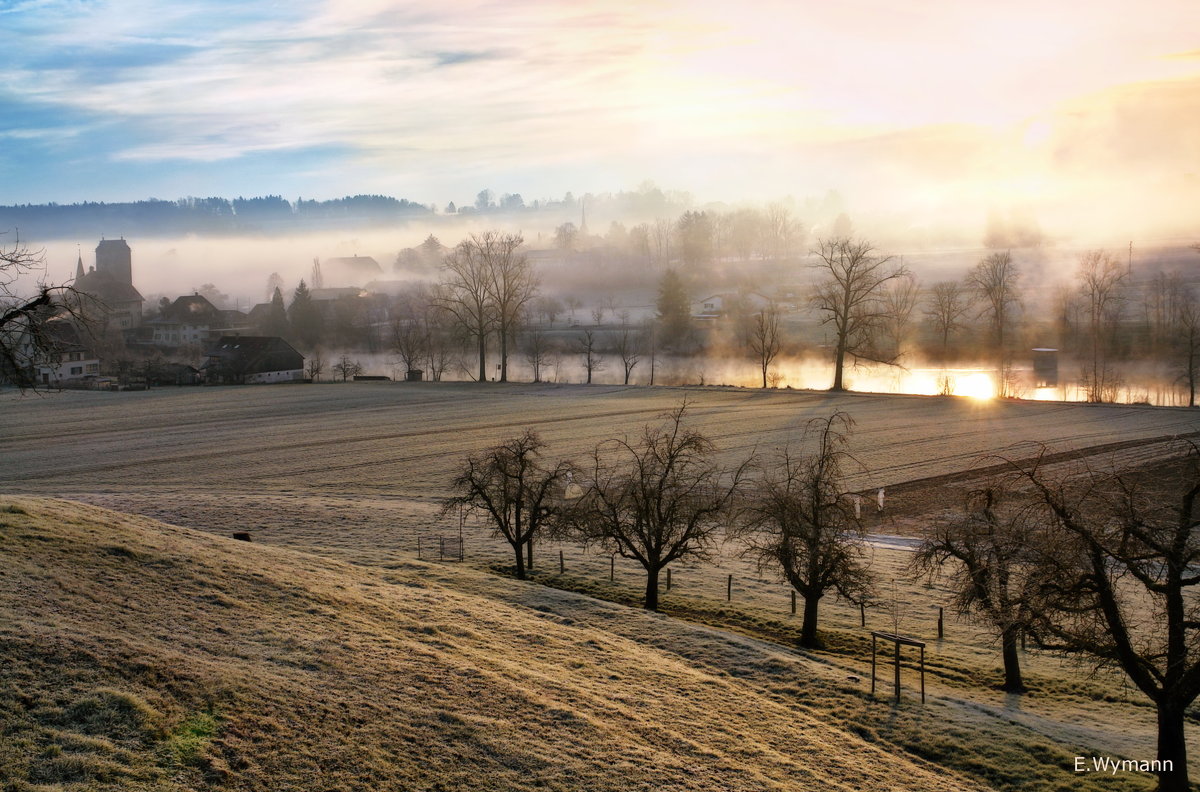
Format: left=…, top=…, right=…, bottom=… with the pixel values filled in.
left=860, top=602, right=866, bottom=627
left=559, top=549, right=564, bottom=574
left=937, top=607, right=944, bottom=640
left=666, top=568, right=672, bottom=591
left=727, top=574, right=732, bottom=602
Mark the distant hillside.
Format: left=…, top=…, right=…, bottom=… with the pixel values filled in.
left=0, top=497, right=990, bottom=792
left=0, top=195, right=432, bottom=239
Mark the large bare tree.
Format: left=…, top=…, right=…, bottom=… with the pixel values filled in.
left=810, top=237, right=909, bottom=391
left=1010, top=445, right=1200, bottom=792
left=967, top=251, right=1021, bottom=357
left=912, top=486, right=1041, bottom=692
left=1076, top=250, right=1127, bottom=403
left=482, top=231, right=537, bottom=382
left=572, top=403, right=747, bottom=610
left=736, top=412, right=872, bottom=648
left=924, top=280, right=972, bottom=361
left=443, top=431, right=574, bottom=580
left=437, top=238, right=495, bottom=382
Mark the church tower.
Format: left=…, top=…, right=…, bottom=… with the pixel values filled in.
left=95, top=238, right=132, bottom=285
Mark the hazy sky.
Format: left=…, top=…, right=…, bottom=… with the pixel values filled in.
left=2, top=0, right=1198, bottom=237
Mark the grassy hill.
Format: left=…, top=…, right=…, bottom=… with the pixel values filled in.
left=0, top=497, right=1010, bottom=792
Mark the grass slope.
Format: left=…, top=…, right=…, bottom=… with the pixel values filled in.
left=1, top=497, right=996, bottom=792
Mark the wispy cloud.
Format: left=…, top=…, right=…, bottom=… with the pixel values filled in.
left=1, top=0, right=1198, bottom=237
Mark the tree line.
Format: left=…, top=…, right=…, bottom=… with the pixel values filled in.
left=446, top=405, right=1200, bottom=792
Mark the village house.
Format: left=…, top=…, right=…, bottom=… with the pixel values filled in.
left=203, top=336, right=305, bottom=384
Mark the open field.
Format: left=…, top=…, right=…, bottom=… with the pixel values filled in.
left=2, top=382, right=1198, bottom=790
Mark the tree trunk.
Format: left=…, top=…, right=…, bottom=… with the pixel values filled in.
left=831, top=336, right=846, bottom=391
left=761, top=365, right=767, bottom=389
left=525, top=535, right=533, bottom=570
left=1155, top=699, right=1189, bottom=792
left=512, top=542, right=526, bottom=580
left=1000, top=625, right=1025, bottom=693
left=477, top=335, right=487, bottom=383
left=644, top=566, right=660, bottom=611
left=500, top=329, right=509, bottom=382
left=800, top=593, right=822, bottom=648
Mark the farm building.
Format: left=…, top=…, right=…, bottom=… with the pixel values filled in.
left=203, top=336, right=305, bottom=384
left=691, top=291, right=772, bottom=321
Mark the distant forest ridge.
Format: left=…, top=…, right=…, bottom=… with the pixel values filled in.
left=0, top=195, right=439, bottom=239
left=0, top=186, right=696, bottom=241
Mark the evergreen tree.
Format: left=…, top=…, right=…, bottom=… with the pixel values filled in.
left=288, top=279, right=322, bottom=348
left=655, top=269, right=691, bottom=347
left=263, top=286, right=291, bottom=338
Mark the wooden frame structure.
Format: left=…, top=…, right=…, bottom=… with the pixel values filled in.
left=870, top=631, right=926, bottom=703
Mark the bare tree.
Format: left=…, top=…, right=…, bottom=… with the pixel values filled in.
left=331, top=355, right=363, bottom=382
left=572, top=403, right=747, bottom=610
left=305, top=353, right=324, bottom=382
left=1008, top=444, right=1200, bottom=792
left=764, top=202, right=801, bottom=261
left=390, top=291, right=429, bottom=376
left=1176, top=288, right=1199, bottom=407
left=443, top=431, right=574, bottom=580
left=967, top=251, right=1021, bottom=358
left=577, top=329, right=603, bottom=384
left=924, top=280, right=972, bottom=361
left=522, top=326, right=551, bottom=383
left=437, top=238, right=495, bottom=383
left=482, top=231, right=537, bottom=382
left=810, top=237, right=909, bottom=391
left=1076, top=250, right=1127, bottom=403
left=911, top=486, right=1041, bottom=692
left=747, top=304, right=782, bottom=389
left=615, top=324, right=640, bottom=385
left=1, top=234, right=89, bottom=390
left=736, top=412, right=871, bottom=647
left=881, top=274, right=919, bottom=361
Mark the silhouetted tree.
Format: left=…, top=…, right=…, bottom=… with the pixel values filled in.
left=443, top=431, right=574, bottom=580
left=288, top=280, right=321, bottom=348
left=968, top=251, right=1021, bottom=357
left=577, top=329, right=602, bottom=384
left=263, top=287, right=291, bottom=338
left=1077, top=250, right=1127, bottom=403
left=912, top=486, right=1041, bottom=692
left=1010, top=444, right=1200, bottom=792
left=736, top=412, right=872, bottom=647
left=656, top=269, right=691, bottom=348
left=573, top=403, right=748, bottom=610
left=810, top=237, right=908, bottom=391
left=924, top=281, right=971, bottom=360
left=747, top=304, right=782, bottom=389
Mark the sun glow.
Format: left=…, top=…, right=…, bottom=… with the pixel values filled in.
left=951, top=372, right=996, bottom=401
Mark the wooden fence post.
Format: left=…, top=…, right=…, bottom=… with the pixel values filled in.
left=727, top=574, right=732, bottom=602
left=666, top=568, right=672, bottom=591
left=937, top=607, right=944, bottom=639
left=860, top=602, right=866, bottom=627
left=559, top=549, right=564, bottom=574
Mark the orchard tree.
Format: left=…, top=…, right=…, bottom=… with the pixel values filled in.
left=1011, top=444, right=1200, bottom=792
left=573, top=403, right=748, bottom=610
left=438, top=236, right=495, bottom=382
left=443, top=431, right=574, bottom=580
left=912, top=486, right=1041, bottom=692
left=737, top=412, right=872, bottom=647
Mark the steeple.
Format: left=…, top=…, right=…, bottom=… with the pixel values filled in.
left=75, top=249, right=84, bottom=281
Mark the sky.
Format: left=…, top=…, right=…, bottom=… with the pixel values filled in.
left=1, top=0, right=1198, bottom=240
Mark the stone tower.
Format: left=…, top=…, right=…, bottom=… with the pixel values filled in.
left=95, top=238, right=132, bottom=285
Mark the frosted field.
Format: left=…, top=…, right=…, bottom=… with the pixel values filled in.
left=4, top=381, right=1195, bottom=498
left=4, top=381, right=1199, bottom=779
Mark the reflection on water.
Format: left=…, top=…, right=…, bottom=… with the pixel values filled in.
left=354, top=351, right=1191, bottom=407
